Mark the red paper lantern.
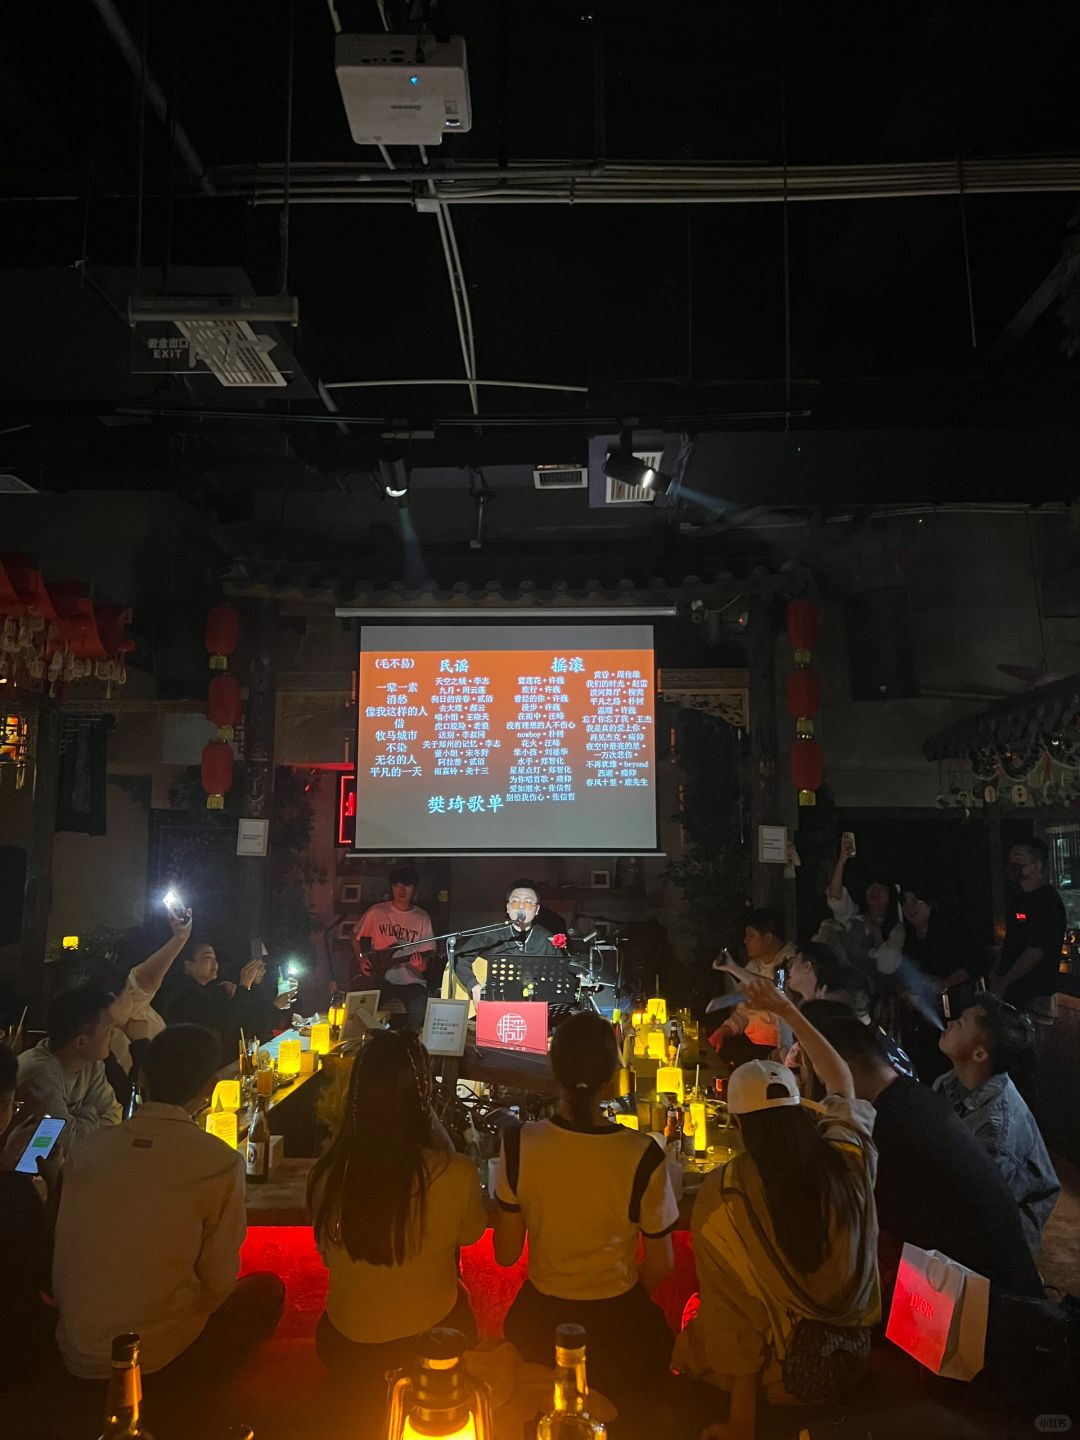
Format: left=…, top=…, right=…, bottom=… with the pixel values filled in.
left=201, top=739, right=234, bottom=810
left=206, top=604, right=240, bottom=670
left=786, top=598, right=819, bottom=658
left=790, top=737, right=823, bottom=804
left=786, top=668, right=821, bottom=719
left=207, top=672, right=243, bottom=739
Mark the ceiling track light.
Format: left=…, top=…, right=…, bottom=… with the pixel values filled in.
left=378, top=457, right=411, bottom=508
left=602, top=430, right=674, bottom=497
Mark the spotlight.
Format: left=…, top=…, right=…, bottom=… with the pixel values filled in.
left=378, top=458, right=411, bottom=508
left=602, top=436, right=673, bottom=496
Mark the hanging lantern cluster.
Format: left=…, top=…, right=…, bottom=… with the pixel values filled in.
left=786, top=598, right=823, bottom=806
left=0, top=555, right=133, bottom=694
left=202, top=604, right=240, bottom=810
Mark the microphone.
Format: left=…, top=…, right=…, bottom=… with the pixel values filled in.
left=514, top=910, right=527, bottom=926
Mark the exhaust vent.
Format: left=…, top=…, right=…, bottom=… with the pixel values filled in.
left=533, top=464, right=588, bottom=491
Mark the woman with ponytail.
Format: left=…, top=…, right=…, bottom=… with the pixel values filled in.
left=674, top=962, right=880, bottom=1440
left=492, top=1011, right=678, bottom=1394
left=308, top=1030, right=485, bottom=1400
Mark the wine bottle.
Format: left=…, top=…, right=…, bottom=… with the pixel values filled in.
left=246, top=1098, right=271, bottom=1184
left=536, top=1325, right=605, bottom=1438
left=98, top=1333, right=154, bottom=1439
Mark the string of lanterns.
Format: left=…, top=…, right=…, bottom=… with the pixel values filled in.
left=201, top=603, right=241, bottom=810
left=0, top=554, right=133, bottom=692
left=786, top=598, right=823, bottom=806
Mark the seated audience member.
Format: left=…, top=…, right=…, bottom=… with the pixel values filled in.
left=0, top=1042, right=57, bottom=1380
left=52, top=1024, right=283, bottom=1382
left=708, top=909, right=797, bottom=1066
left=934, top=995, right=1059, bottom=1256
left=825, top=835, right=905, bottom=980
left=106, top=905, right=193, bottom=1098
left=308, top=1030, right=485, bottom=1412
left=900, top=883, right=976, bottom=999
left=159, top=939, right=289, bottom=1059
left=786, top=946, right=916, bottom=1078
left=675, top=966, right=878, bottom=1438
left=493, top=1011, right=678, bottom=1397
left=16, top=985, right=121, bottom=1151
left=803, top=1005, right=1043, bottom=1299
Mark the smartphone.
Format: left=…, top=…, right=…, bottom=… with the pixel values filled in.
left=15, top=1116, right=66, bottom=1174
left=842, top=830, right=857, bottom=858
left=163, top=890, right=189, bottom=922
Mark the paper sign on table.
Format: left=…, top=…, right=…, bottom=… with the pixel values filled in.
left=655, top=1066, right=685, bottom=1102
left=277, top=1038, right=302, bottom=1074
left=206, top=1111, right=238, bottom=1149
left=645, top=997, right=668, bottom=1024
left=645, top=1030, right=667, bottom=1060
left=309, top=1022, right=331, bottom=1055
left=211, top=1079, right=241, bottom=1112
left=299, top=1050, right=317, bottom=1075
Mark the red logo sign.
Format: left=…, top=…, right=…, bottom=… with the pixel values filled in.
left=476, top=1001, right=549, bottom=1056
left=336, top=772, right=357, bottom=847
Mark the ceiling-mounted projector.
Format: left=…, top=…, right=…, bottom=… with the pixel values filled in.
left=334, top=33, right=471, bottom=147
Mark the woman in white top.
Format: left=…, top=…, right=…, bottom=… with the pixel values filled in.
left=107, top=907, right=193, bottom=1086
left=308, top=1030, right=486, bottom=1407
left=493, top=1011, right=679, bottom=1396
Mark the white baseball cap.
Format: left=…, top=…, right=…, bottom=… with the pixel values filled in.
left=727, top=1059, right=801, bottom=1115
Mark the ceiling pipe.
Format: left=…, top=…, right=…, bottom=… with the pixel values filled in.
left=89, top=0, right=214, bottom=195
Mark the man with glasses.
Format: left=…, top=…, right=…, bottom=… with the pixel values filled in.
left=992, top=839, right=1066, bottom=1010
left=454, top=880, right=563, bottom=1004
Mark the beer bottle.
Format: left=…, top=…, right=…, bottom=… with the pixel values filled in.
left=246, top=1098, right=271, bottom=1184
left=536, top=1324, right=605, bottom=1438
left=98, top=1332, right=154, bottom=1439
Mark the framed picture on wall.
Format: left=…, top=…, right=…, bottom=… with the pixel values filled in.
left=590, top=869, right=611, bottom=889
left=340, top=882, right=363, bottom=904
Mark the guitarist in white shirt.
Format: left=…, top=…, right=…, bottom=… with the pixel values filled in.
left=351, top=865, right=434, bottom=1032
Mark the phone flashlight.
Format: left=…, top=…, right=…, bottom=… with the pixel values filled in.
left=164, top=890, right=186, bottom=918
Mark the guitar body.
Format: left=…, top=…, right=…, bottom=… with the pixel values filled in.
left=350, top=943, right=431, bottom=986
left=447, top=956, right=488, bottom=1017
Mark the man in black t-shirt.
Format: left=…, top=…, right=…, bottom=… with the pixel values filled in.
left=804, top=1007, right=1043, bottom=1300
left=455, top=880, right=566, bottom=1002
left=992, top=839, right=1065, bottom=1009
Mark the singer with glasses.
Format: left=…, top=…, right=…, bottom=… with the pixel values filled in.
left=453, top=880, right=563, bottom=1004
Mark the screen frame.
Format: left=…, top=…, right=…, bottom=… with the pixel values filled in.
left=350, top=621, right=663, bottom=858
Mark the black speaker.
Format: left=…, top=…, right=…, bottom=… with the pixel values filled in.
left=845, top=588, right=918, bottom=700
left=0, top=847, right=26, bottom=944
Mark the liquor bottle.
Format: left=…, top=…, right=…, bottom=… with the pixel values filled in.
left=246, top=1098, right=271, bottom=1184
left=663, top=1104, right=681, bottom=1151
left=536, top=1324, right=606, bottom=1438
left=98, top=1332, right=154, bottom=1439
left=680, top=1104, right=696, bottom=1158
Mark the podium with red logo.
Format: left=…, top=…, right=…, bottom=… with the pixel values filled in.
left=476, top=1000, right=549, bottom=1056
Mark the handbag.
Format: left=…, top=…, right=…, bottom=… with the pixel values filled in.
left=885, top=1242, right=990, bottom=1380
left=782, top=1317, right=871, bottom=1404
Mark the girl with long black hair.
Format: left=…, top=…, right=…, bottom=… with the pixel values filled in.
left=308, top=1030, right=485, bottom=1394
left=492, top=1011, right=678, bottom=1396
left=674, top=963, right=880, bottom=1440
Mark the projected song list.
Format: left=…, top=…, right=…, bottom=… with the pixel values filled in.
left=356, top=633, right=657, bottom=852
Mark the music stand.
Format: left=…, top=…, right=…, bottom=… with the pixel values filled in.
left=485, top=955, right=578, bottom=1005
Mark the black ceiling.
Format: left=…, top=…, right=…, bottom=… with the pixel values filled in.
left=2, top=0, right=1080, bottom=514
